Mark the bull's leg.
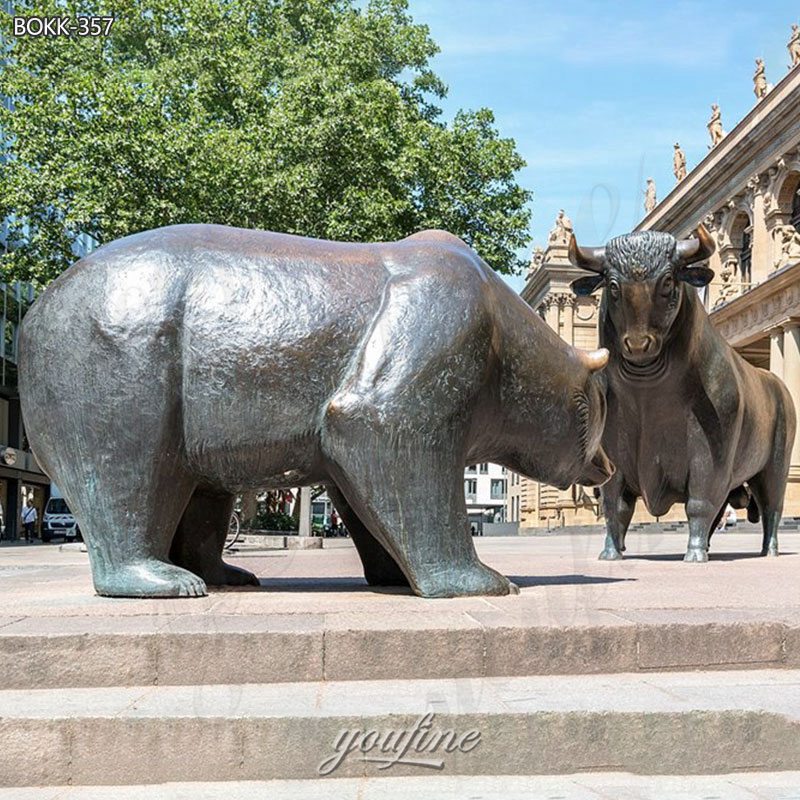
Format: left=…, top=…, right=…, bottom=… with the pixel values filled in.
left=749, top=472, right=784, bottom=557
left=684, top=497, right=721, bottom=562
left=749, top=397, right=793, bottom=557
left=599, top=472, right=636, bottom=560
left=326, top=484, right=409, bottom=587
left=170, top=487, right=260, bottom=586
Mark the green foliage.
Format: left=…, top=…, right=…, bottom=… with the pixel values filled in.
left=252, top=510, right=297, bottom=531
left=1, top=0, right=532, bottom=284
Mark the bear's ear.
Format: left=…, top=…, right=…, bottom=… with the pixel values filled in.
left=571, top=275, right=604, bottom=296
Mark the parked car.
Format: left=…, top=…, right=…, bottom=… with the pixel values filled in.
left=42, top=493, right=80, bottom=542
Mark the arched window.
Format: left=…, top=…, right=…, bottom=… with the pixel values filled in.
left=792, top=188, right=800, bottom=232
left=740, top=228, right=752, bottom=284
left=729, top=210, right=752, bottom=285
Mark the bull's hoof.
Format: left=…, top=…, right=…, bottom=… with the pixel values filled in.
left=760, top=546, right=779, bottom=557
left=683, top=548, right=708, bottom=563
left=599, top=547, right=623, bottom=561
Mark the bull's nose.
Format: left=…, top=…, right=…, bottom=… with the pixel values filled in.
left=622, top=334, right=655, bottom=355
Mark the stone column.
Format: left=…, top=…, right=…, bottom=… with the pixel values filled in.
left=750, top=183, right=770, bottom=286
left=701, top=215, right=723, bottom=310
left=298, top=486, right=312, bottom=537
left=545, top=296, right=558, bottom=332
left=782, top=323, right=800, bottom=464
left=561, top=297, right=574, bottom=346
left=5, top=478, right=18, bottom=541
left=770, top=326, right=785, bottom=380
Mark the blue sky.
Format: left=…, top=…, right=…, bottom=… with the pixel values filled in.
left=407, top=0, right=799, bottom=290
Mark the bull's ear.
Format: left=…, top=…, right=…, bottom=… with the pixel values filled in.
left=676, top=265, right=714, bottom=287
left=571, top=275, right=604, bottom=296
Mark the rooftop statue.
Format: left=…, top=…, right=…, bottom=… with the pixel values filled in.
left=19, top=225, right=612, bottom=599
left=569, top=226, right=795, bottom=563
left=527, top=246, right=545, bottom=279
left=644, top=178, right=657, bottom=214
left=753, top=58, right=768, bottom=101
left=673, top=143, right=687, bottom=183
left=789, top=24, right=800, bottom=68
left=548, top=209, right=574, bottom=246
left=707, top=104, right=725, bottom=148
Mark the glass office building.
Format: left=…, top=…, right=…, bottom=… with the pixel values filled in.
left=0, top=282, right=49, bottom=540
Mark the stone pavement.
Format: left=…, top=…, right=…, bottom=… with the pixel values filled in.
left=1, top=528, right=799, bottom=617
left=2, top=774, right=800, bottom=800
left=1, top=532, right=800, bottom=686
left=1, top=533, right=800, bottom=793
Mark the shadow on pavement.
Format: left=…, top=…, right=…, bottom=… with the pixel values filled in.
left=509, top=574, right=635, bottom=587
left=230, top=574, right=635, bottom=593
left=240, top=576, right=407, bottom=593
left=623, top=551, right=796, bottom=561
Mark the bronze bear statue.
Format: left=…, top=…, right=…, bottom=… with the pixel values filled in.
left=20, top=225, right=612, bottom=598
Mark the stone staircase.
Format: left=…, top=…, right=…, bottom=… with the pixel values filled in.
left=4, top=532, right=800, bottom=796
left=3, top=670, right=800, bottom=788
left=1, top=610, right=800, bottom=795
left=628, top=517, right=800, bottom=535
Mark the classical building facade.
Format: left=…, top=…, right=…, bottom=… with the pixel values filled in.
left=641, top=61, right=800, bottom=517
left=511, top=52, right=800, bottom=528
left=511, top=216, right=604, bottom=528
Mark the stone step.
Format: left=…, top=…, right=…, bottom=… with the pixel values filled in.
left=2, top=670, right=800, bottom=786
left=1, top=609, right=799, bottom=689
left=7, top=773, right=800, bottom=800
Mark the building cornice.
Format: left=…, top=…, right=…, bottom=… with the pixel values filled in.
left=636, top=67, right=800, bottom=237
left=710, top=259, right=800, bottom=345
left=521, top=267, right=551, bottom=306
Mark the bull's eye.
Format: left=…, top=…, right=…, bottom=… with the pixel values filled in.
left=608, top=280, right=620, bottom=299
left=661, top=275, right=674, bottom=296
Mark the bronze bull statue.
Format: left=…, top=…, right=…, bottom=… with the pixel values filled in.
left=19, top=224, right=612, bottom=598
left=570, top=225, right=795, bottom=562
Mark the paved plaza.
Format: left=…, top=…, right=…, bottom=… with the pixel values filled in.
left=1, top=527, right=798, bottom=618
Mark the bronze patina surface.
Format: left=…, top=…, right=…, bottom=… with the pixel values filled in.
left=570, top=225, right=795, bottom=562
left=19, top=225, right=611, bottom=598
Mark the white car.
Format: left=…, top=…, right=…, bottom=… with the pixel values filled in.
left=42, top=496, right=80, bottom=542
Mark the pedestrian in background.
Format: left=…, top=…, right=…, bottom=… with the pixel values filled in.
left=21, top=503, right=37, bottom=543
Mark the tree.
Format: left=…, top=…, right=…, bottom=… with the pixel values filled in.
left=0, top=0, right=531, bottom=286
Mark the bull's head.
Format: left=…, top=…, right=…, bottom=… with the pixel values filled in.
left=568, top=226, right=715, bottom=367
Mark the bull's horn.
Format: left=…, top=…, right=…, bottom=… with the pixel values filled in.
left=568, top=234, right=606, bottom=274
left=676, top=224, right=715, bottom=265
left=579, top=347, right=609, bottom=372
